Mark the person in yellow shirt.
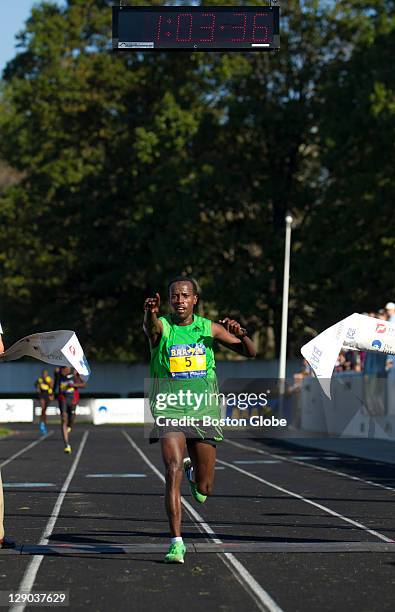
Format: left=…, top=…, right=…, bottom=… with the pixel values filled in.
left=35, top=369, right=54, bottom=435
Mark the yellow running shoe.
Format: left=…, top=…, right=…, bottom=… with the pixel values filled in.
left=64, top=445, right=72, bottom=454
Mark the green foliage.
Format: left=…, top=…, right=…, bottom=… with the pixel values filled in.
left=0, top=0, right=394, bottom=361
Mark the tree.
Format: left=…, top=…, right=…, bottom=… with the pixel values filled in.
left=0, top=0, right=394, bottom=361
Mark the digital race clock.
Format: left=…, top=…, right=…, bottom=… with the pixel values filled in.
left=112, top=6, right=280, bottom=51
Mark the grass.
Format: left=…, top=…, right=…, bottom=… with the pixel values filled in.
left=0, top=428, right=12, bottom=438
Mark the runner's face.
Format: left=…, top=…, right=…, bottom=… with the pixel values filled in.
left=169, top=282, right=197, bottom=322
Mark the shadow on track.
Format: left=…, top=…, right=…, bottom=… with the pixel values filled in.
left=48, top=532, right=350, bottom=544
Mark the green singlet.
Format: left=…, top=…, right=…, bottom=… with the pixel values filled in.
left=149, top=314, right=223, bottom=442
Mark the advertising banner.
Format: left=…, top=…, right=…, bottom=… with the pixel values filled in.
left=0, top=399, right=33, bottom=422
left=92, top=399, right=145, bottom=425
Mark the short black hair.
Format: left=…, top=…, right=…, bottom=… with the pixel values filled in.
left=168, top=276, right=199, bottom=295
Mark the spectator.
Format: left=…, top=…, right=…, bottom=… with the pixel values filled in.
left=335, top=352, right=346, bottom=372
left=343, top=350, right=361, bottom=372
left=383, top=303, right=395, bottom=368
left=289, top=358, right=312, bottom=391
left=385, top=302, right=395, bottom=323
left=0, top=322, right=14, bottom=549
left=363, top=313, right=387, bottom=415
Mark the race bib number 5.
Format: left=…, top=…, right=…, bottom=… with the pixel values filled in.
left=169, top=343, right=207, bottom=379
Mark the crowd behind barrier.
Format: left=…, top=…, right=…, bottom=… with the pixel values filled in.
left=286, top=302, right=395, bottom=438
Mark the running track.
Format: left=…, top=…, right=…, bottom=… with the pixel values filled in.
left=1, top=425, right=395, bottom=611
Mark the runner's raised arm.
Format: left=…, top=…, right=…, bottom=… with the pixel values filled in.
left=143, top=293, right=163, bottom=348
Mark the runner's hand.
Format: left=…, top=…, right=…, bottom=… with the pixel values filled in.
left=144, top=293, right=160, bottom=314
left=218, top=318, right=246, bottom=338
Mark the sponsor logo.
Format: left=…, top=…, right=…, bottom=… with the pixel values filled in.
left=98, top=405, right=108, bottom=413
left=119, top=42, right=154, bottom=49
left=381, top=344, right=395, bottom=354
left=375, top=323, right=387, bottom=334
left=371, top=339, right=382, bottom=350
left=47, top=352, right=63, bottom=362
left=346, top=328, right=356, bottom=340
left=309, top=346, right=323, bottom=370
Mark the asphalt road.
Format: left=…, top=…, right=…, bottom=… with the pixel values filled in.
left=1, top=424, right=395, bottom=611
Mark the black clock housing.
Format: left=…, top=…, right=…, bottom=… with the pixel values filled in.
left=112, top=6, right=280, bottom=51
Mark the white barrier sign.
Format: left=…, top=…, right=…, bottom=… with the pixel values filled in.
left=93, top=399, right=144, bottom=425
left=34, top=400, right=94, bottom=420
left=301, top=313, right=395, bottom=398
left=0, top=399, right=33, bottom=423
left=0, top=330, right=91, bottom=381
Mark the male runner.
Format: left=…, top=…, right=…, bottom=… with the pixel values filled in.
left=56, top=366, right=85, bottom=454
left=144, top=277, right=256, bottom=563
left=35, top=369, right=54, bottom=434
left=72, top=369, right=85, bottom=409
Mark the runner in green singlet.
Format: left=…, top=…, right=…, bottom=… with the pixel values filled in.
left=143, top=277, right=256, bottom=563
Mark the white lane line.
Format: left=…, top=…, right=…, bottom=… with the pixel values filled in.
left=122, top=431, right=283, bottom=612
left=0, top=432, right=53, bottom=468
left=3, top=483, right=55, bottom=488
left=218, top=458, right=393, bottom=544
left=318, top=457, right=347, bottom=461
left=291, top=456, right=320, bottom=460
left=85, top=473, right=146, bottom=478
left=10, top=431, right=89, bottom=612
left=225, top=439, right=395, bottom=494
left=233, top=460, right=282, bottom=465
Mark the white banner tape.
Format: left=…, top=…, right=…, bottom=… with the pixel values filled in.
left=301, top=313, right=395, bottom=398
left=0, top=330, right=90, bottom=381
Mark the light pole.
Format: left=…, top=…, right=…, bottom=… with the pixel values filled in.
left=278, top=213, right=293, bottom=400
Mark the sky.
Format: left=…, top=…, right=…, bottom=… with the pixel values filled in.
left=0, top=0, right=64, bottom=74
left=0, top=0, right=37, bottom=72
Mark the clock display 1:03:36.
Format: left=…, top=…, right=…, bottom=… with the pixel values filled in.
left=156, top=12, right=271, bottom=44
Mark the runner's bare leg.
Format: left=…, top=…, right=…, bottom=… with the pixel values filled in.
left=60, top=405, right=69, bottom=446
left=39, top=398, right=47, bottom=426
left=161, top=433, right=186, bottom=537
left=187, top=440, right=216, bottom=496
